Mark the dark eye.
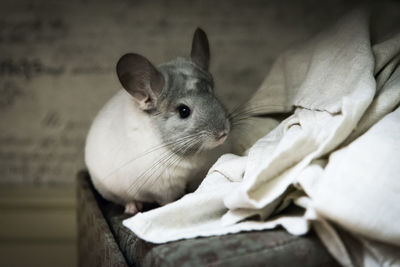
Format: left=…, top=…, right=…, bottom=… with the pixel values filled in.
left=177, top=104, right=191, bottom=119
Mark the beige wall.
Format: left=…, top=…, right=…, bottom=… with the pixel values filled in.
left=0, top=0, right=378, bottom=186
left=0, top=186, right=76, bottom=267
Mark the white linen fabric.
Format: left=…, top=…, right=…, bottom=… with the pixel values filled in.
left=123, top=10, right=400, bottom=266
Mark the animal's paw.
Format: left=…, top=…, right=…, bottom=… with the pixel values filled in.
left=124, top=201, right=143, bottom=215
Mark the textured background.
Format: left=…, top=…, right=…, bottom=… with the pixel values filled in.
left=0, top=1, right=399, bottom=266
left=0, top=0, right=396, bottom=186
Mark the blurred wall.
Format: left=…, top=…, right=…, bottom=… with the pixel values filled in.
left=1, top=1, right=399, bottom=266
left=0, top=0, right=388, bottom=186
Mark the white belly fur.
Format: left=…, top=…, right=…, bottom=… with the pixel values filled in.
left=85, top=90, right=222, bottom=205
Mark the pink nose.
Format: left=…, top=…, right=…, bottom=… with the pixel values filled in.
left=216, top=131, right=228, bottom=141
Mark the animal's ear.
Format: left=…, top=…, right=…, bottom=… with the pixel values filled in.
left=116, top=53, right=164, bottom=110
left=190, top=28, right=210, bottom=70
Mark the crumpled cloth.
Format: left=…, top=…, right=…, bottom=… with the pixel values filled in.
left=124, top=9, right=400, bottom=267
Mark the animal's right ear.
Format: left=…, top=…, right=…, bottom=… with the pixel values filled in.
left=116, top=53, right=164, bottom=110
left=191, top=28, right=210, bottom=70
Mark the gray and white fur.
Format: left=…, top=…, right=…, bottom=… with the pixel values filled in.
left=85, top=28, right=231, bottom=214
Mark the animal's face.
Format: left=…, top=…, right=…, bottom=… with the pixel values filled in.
left=153, top=59, right=230, bottom=156
left=116, top=28, right=229, bottom=156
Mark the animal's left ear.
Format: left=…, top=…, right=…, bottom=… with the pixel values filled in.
left=190, top=28, right=210, bottom=70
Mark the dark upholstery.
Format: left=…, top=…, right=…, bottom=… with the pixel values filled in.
left=77, top=170, right=339, bottom=267
left=77, top=170, right=129, bottom=267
